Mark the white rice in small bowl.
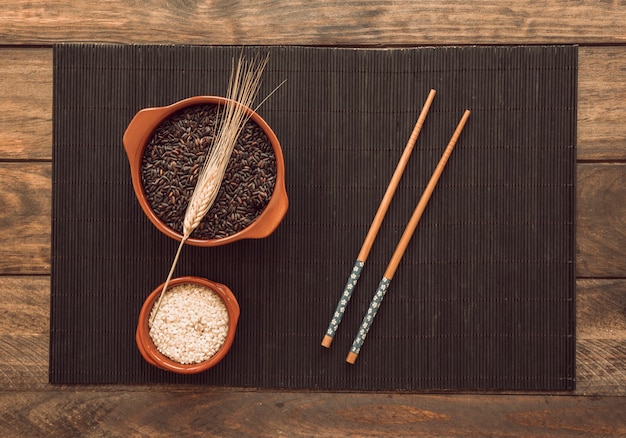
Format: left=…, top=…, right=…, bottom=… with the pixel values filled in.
left=136, top=276, right=240, bottom=374
left=149, top=282, right=230, bottom=364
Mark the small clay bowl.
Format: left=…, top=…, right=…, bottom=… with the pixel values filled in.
left=136, top=276, right=240, bottom=374
left=123, top=96, right=288, bottom=246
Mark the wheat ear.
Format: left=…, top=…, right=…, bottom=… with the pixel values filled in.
left=149, top=54, right=270, bottom=326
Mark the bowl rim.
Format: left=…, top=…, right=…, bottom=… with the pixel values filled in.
left=136, top=276, right=240, bottom=374
left=123, top=95, right=288, bottom=247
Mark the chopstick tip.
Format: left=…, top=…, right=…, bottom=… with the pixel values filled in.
left=321, top=335, right=334, bottom=348
left=346, top=352, right=358, bottom=364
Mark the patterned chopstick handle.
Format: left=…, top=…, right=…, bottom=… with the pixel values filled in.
left=349, top=276, right=392, bottom=357
left=324, top=260, right=364, bottom=340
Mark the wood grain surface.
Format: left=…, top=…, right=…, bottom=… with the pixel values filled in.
left=578, top=279, right=626, bottom=340
left=578, top=47, right=626, bottom=161
left=0, top=1, right=626, bottom=45
left=3, top=47, right=625, bottom=163
left=0, top=48, right=52, bottom=161
left=1, top=0, right=625, bottom=434
left=577, top=279, right=626, bottom=396
left=2, top=276, right=624, bottom=395
left=2, top=389, right=626, bottom=437
left=0, top=277, right=49, bottom=391
left=577, top=164, right=626, bottom=278
left=2, top=163, right=624, bottom=277
left=0, top=163, right=51, bottom=275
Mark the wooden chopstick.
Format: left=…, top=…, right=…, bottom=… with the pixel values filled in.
left=346, top=109, right=471, bottom=364
left=321, top=89, right=437, bottom=348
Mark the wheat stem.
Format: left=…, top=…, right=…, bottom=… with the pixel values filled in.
left=183, top=54, right=269, bottom=237
left=149, top=53, right=272, bottom=324
left=149, top=236, right=187, bottom=326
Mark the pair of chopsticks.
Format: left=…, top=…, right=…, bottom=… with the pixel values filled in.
left=321, top=89, right=470, bottom=364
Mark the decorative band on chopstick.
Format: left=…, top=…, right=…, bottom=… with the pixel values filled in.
left=322, top=260, right=365, bottom=347
left=346, top=276, right=391, bottom=363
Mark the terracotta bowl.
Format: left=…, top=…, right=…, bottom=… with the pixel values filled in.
left=123, top=96, right=288, bottom=246
left=136, top=276, right=240, bottom=374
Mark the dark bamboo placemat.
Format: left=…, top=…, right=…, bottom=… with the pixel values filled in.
left=51, top=44, right=576, bottom=390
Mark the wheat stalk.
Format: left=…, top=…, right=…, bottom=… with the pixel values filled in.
left=149, top=54, right=270, bottom=326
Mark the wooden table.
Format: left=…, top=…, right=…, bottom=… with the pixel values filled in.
left=1, top=2, right=625, bottom=435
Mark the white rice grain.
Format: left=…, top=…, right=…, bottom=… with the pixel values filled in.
left=149, top=283, right=230, bottom=364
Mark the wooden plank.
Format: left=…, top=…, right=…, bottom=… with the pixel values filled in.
left=0, top=336, right=49, bottom=390
left=0, top=48, right=52, bottom=160
left=0, top=276, right=49, bottom=335
left=0, top=163, right=51, bottom=275
left=577, top=339, right=626, bottom=397
left=1, top=389, right=625, bottom=436
left=578, top=279, right=626, bottom=340
left=0, top=1, right=625, bottom=45
left=2, top=276, right=626, bottom=395
left=578, top=47, right=626, bottom=161
left=1, top=46, right=625, bottom=162
left=576, top=279, right=626, bottom=396
left=4, top=162, right=624, bottom=279
left=577, top=164, right=626, bottom=278
left=0, top=277, right=49, bottom=390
